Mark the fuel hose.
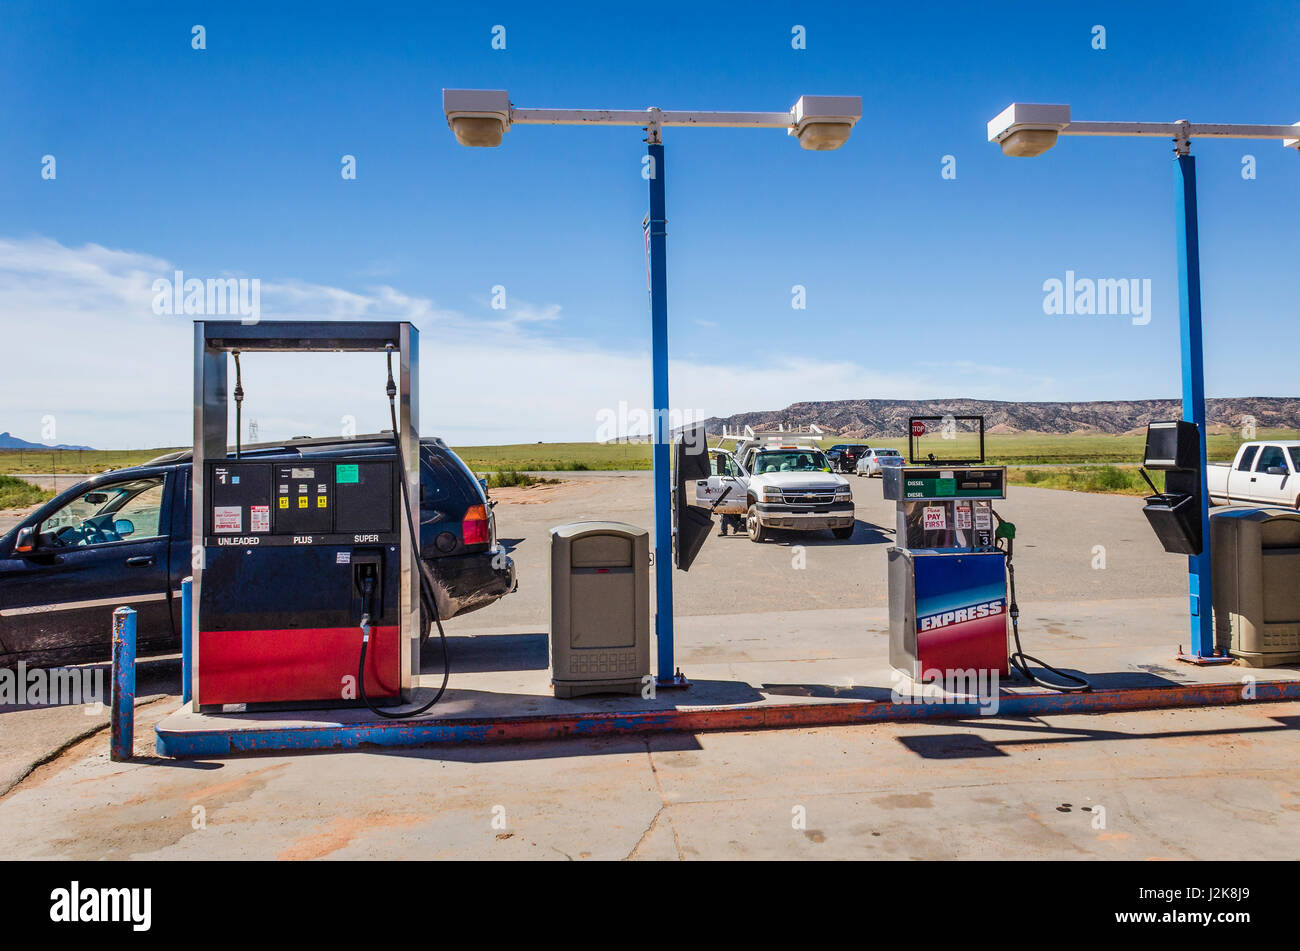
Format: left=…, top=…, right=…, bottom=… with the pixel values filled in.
left=994, top=510, right=1090, bottom=693
left=355, top=345, right=451, bottom=718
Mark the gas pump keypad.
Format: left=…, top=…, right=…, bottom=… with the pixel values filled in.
left=275, top=465, right=333, bottom=534
left=205, top=457, right=397, bottom=546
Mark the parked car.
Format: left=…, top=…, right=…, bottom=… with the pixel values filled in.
left=855, top=447, right=905, bottom=478
left=0, top=435, right=516, bottom=667
left=1207, top=440, right=1300, bottom=508
left=695, top=433, right=854, bottom=542
left=825, top=444, right=870, bottom=473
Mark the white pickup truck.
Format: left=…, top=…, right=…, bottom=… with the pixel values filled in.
left=1207, top=440, right=1300, bottom=508
left=694, top=433, right=854, bottom=542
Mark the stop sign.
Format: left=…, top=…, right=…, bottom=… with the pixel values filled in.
left=911, top=421, right=927, bottom=437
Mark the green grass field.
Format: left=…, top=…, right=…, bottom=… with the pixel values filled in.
left=0, top=448, right=173, bottom=475
left=810, top=430, right=1300, bottom=466
left=458, top=429, right=1297, bottom=472
left=0, top=474, right=55, bottom=510
left=448, top=441, right=651, bottom=472
left=1006, top=465, right=1165, bottom=496
left=2, top=429, right=1296, bottom=498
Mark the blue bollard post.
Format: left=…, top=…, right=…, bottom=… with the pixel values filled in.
left=181, top=577, right=193, bottom=705
left=111, top=606, right=136, bottom=761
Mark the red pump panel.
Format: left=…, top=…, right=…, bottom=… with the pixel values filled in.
left=199, top=625, right=401, bottom=705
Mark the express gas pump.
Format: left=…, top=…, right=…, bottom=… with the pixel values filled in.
left=885, top=416, right=1088, bottom=692
left=190, top=321, right=429, bottom=712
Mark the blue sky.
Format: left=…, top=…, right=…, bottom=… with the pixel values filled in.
left=2, top=1, right=1298, bottom=448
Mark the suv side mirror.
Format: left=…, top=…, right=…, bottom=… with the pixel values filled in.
left=1267, top=466, right=1287, bottom=476
left=13, top=525, right=36, bottom=553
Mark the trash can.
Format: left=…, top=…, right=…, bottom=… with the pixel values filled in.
left=549, top=521, right=650, bottom=698
left=1211, top=506, right=1300, bottom=667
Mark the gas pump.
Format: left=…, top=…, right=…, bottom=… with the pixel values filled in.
left=191, top=321, right=434, bottom=712
left=885, top=416, right=1088, bottom=692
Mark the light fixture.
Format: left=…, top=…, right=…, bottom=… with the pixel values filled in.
left=987, top=103, right=1071, bottom=157
left=442, top=89, right=510, bottom=148
left=789, top=95, right=863, bottom=151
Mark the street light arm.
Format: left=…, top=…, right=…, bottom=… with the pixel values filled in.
left=442, top=89, right=861, bottom=150
left=510, top=107, right=795, bottom=129
left=988, top=103, right=1300, bottom=155
left=1061, top=120, right=1300, bottom=141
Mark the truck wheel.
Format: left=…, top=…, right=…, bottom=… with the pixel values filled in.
left=832, top=526, right=854, bottom=540
left=746, top=505, right=767, bottom=543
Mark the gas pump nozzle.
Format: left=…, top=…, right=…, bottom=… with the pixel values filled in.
left=352, top=552, right=383, bottom=623
left=992, top=508, right=1089, bottom=692
left=992, top=510, right=1016, bottom=559
left=991, top=511, right=1019, bottom=621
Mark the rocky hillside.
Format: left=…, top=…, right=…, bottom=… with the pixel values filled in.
left=693, top=398, right=1300, bottom=439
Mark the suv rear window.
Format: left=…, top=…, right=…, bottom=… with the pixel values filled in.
left=419, top=446, right=481, bottom=521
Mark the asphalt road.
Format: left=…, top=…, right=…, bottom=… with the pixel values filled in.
left=467, top=471, right=1184, bottom=630
left=3, top=472, right=1295, bottom=860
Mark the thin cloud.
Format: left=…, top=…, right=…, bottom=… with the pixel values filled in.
left=0, top=235, right=1052, bottom=448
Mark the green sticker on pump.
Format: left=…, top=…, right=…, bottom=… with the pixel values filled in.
left=336, top=464, right=359, bottom=484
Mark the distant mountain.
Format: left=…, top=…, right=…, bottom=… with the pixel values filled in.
left=690, top=398, right=1300, bottom=439
left=0, top=431, right=95, bottom=451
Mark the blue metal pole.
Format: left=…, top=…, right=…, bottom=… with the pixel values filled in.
left=181, top=576, right=193, bottom=705
left=111, top=606, right=137, bottom=761
left=646, top=138, right=675, bottom=684
left=1174, top=152, right=1215, bottom=658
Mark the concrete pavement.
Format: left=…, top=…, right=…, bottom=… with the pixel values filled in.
left=3, top=471, right=1298, bottom=859
left=4, top=698, right=1297, bottom=859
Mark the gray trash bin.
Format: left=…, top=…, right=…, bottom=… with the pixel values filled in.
left=1211, top=506, right=1300, bottom=667
left=549, top=521, right=650, bottom=698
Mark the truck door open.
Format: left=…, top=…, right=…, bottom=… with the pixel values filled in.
left=695, top=449, right=747, bottom=515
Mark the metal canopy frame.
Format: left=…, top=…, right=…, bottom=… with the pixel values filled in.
left=190, top=320, right=421, bottom=708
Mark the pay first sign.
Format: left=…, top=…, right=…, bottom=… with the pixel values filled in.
left=923, top=505, right=947, bottom=531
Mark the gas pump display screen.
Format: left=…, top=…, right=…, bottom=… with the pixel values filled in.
left=901, top=468, right=1005, bottom=500
left=205, top=458, right=397, bottom=546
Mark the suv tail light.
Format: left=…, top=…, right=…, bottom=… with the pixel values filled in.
left=462, top=504, right=489, bottom=545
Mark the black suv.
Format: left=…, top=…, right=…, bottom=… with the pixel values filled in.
left=0, top=435, right=515, bottom=667
left=825, top=444, right=870, bottom=473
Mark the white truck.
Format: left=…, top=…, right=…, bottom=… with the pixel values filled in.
left=694, top=431, right=855, bottom=542
left=1208, top=440, right=1300, bottom=508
